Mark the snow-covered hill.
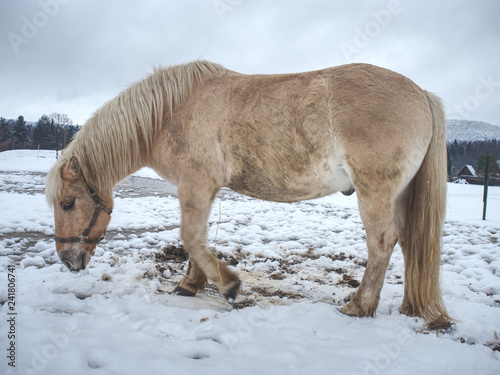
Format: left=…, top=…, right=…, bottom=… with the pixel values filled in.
left=447, top=119, right=500, bottom=143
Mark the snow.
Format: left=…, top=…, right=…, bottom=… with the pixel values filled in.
left=0, top=150, right=499, bottom=375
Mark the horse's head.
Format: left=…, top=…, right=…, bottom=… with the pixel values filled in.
left=46, top=156, right=113, bottom=272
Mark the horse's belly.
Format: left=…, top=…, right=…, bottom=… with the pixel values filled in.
left=227, top=158, right=353, bottom=203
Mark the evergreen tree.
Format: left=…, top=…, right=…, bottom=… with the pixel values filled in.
left=49, top=119, right=63, bottom=153
left=466, top=141, right=473, bottom=160
left=476, top=149, right=495, bottom=176
left=33, top=114, right=53, bottom=149
left=12, top=115, right=28, bottom=146
left=65, top=124, right=80, bottom=146
left=0, top=117, right=10, bottom=142
left=446, top=138, right=500, bottom=171
left=48, top=119, right=59, bottom=150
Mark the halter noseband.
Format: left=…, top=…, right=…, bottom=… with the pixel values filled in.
left=54, top=181, right=112, bottom=245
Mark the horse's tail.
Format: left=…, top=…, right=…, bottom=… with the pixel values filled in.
left=401, top=91, right=451, bottom=328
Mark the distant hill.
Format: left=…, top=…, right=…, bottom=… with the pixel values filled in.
left=447, top=119, right=500, bottom=143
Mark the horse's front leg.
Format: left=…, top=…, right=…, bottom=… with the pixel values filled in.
left=175, top=183, right=240, bottom=301
left=174, top=258, right=208, bottom=296
left=340, top=194, right=398, bottom=317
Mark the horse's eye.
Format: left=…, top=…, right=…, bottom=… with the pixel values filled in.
left=61, top=201, right=75, bottom=211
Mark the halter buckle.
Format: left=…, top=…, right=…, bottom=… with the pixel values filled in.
left=79, top=234, right=89, bottom=243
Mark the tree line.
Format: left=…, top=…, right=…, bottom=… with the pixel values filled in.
left=447, top=139, right=500, bottom=177
left=0, top=113, right=80, bottom=152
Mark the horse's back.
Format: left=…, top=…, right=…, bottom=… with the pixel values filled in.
left=171, top=63, right=433, bottom=202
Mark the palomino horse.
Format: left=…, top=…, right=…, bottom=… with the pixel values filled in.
left=46, top=61, right=450, bottom=327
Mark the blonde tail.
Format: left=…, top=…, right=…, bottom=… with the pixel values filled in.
left=400, top=91, right=451, bottom=328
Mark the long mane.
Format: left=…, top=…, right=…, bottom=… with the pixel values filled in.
left=45, top=60, right=224, bottom=206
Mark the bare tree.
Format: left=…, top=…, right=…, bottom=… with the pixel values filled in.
left=48, top=113, right=73, bottom=150
left=49, top=112, right=72, bottom=127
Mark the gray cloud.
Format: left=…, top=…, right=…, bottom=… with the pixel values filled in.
left=1, top=0, right=499, bottom=125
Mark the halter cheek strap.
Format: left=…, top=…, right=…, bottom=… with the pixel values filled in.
left=54, top=184, right=112, bottom=245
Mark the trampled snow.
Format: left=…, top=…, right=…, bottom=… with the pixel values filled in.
left=0, top=150, right=499, bottom=375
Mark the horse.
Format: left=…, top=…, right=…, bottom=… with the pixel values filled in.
left=45, top=60, right=451, bottom=328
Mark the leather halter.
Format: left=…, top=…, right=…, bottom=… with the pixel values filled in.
left=54, top=180, right=112, bottom=245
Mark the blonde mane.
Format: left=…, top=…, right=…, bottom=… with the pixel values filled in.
left=45, top=60, right=224, bottom=206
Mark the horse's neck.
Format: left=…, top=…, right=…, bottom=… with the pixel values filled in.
left=76, top=131, right=149, bottom=194
left=109, top=150, right=148, bottom=188
left=111, top=163, right=144, bottom=187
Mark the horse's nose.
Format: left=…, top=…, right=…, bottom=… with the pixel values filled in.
left=59, top=248, right=91, bottom=272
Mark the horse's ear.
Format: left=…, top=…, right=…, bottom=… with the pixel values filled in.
left=62, top=156, right=81, bottom=181
left=69, top=157, right=80, bottom=174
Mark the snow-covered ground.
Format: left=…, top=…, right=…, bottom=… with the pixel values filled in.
left=0, top=150, right=499, bottom=375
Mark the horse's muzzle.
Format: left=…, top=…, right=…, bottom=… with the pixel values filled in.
left=59, top=248, right=91, bottom=272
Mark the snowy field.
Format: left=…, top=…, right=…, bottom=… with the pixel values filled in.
left=0, top=149, right=499, bottom=375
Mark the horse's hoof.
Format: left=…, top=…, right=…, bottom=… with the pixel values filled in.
left=173, top=286, right=197, bottom=297
left=223, top=280, right=241, bottom=303
left=399, top=303, right=417, bottom=317
left=340, top=300, right=374, bottom=318
left=339, top=304, right=358, bottom=317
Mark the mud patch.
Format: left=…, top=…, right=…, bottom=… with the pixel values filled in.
left=153, top=244, right=189, bottom=283
left=155, top=244, right=189, bottom=263
left=231, top=299, right=257, bottom=309
left=249, top=286, right=304, bottom=300
left=336, top=274, right=360, bottom=288
left=140, top=241, right=367, bottom=308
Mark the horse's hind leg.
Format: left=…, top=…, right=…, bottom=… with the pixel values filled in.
left=340, top=193, right=398, bottom=317
left=176, top=183, right=240, bottom=301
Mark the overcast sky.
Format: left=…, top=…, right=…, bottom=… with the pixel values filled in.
left=1, top=0, right=499, bottom=126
